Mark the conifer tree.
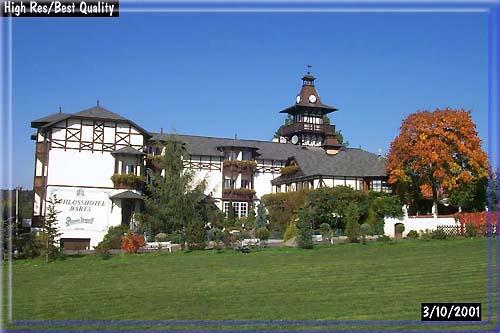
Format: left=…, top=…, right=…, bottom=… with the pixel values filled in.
left=43, top=194, right=62, bottom=262
left=254, top=202, right=267, bottom=229
left=143, top=135, right=206, bottom=246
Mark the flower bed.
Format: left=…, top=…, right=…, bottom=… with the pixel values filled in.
left=223, top=160, right=257, bottom=172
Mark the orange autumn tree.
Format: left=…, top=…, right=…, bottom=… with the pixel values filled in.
left=387, top=108, right=488, bottom=216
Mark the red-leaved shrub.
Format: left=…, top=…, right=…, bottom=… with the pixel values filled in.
left=121, top=231, right=146, bottom=253
left=455, top=212, right=499, bottom=235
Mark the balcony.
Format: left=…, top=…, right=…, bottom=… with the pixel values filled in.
left=111, top=174, right=145, bottom=190
left=279, top=122, right=335, bottom=137
left=223, top=160, right=257, bottom=174
left=145, top=154, right=162, bottom=170
left=222, top=188, right=256, bottom=201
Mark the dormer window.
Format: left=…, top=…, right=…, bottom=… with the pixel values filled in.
left=125, top=165, right=135, bottom=175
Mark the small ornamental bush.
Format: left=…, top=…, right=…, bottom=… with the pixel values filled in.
left=283, top=222, right=298, bottom=242
left=465, top=224, right=478, bottom=238
left=99, top=225, right=129, bottom=250
left=207, top=228, right=222, bottom=242
left=14, top=232, right=43, bottom=259
left=154, top=233, right=168, bottom=242
left=121, top=231, right=146, bottom=253
left=431, top=228, right=448, bottom=240
left=345, top=203, right=360, bottom=243
left=221, top=231, right=237, bottom=249
left=360, top=223, right=373, bottom=244
left=255, top=227, right=270, bottom=241
left=319, top=223, right=333, bottom=241
left=377, top=235, right=392, bottom=242
left=406, top=230, right=419, bottom=239
left=420, top=229, right=432, bottom=241
left=395, top=223, right=405, bottom=234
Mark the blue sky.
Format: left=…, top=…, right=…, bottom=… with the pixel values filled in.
left=10, top=11, right=489, bottom=188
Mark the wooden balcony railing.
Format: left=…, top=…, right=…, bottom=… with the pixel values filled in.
left=279, top=123, right=335, bottom=137
left=111, top=174, right=145, bottom=190
left=222, top=188, right=256, bottom=201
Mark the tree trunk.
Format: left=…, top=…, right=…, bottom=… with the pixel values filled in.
left=432, top=186, right=438, bottom=218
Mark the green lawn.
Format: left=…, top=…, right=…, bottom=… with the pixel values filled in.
left=6, top=238, right=498, bottom=331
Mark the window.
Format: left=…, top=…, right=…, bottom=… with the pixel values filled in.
left=224, top=178, right=235, bottom=189
left=223, top=202, right=248, bottom=218
left=224, top=151, right=238, bottom=161
left=241, top=179, right=250, bottom=189
left=241, top=151, right=251, bottom=161
left=371, top=180, right=382, bottom=192
left=125, top=165, right=135, bottom=175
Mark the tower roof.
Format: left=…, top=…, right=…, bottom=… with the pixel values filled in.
left=280, top=73, right=337, bottom=115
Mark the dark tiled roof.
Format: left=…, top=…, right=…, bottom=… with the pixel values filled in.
left=110, top=191, right=143, bottom=200
left=112, top=146, right=145, bottom=155
left=73, top=106, right=128, bottom=121
left=150, top=133, right=387, bottom=178
left=150, top=133, right=307, bottom=160
left=290, top=147, right=387, bottom=178
left=31, top=112, right=71, bottom=128
left=32, top=105, right=151, bottom=137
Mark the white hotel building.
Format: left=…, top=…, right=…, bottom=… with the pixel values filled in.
left=31, top=73, right=390, bottom=250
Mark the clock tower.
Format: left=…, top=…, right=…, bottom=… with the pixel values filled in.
left=278, top=72, right=343, bottom=154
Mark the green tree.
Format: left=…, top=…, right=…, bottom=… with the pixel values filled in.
left=143, top=135, right=207, bottom=247
left=225, top=202, right=237, bottom=228
left=360, top=223, right=372, bottom=245
left=273, top=114, right=293, bottom=139
left=42, top=194, right=62, bottom=262
left=255, top=202, right=267, bottom=229
left=345, top=203, right=360, bottom=243
left=297, top=208, right=314, bottom=249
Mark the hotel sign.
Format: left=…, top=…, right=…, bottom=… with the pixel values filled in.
left=48, top=187, right=110, bottom=231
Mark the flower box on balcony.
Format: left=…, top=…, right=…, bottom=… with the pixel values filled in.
left=111, top=174, right=145, bottom=190
left=280, top=165, right=300, bottom=176
left=222, top=188, right=256, bottom=200
left=223, top=160, right=257, bottom=173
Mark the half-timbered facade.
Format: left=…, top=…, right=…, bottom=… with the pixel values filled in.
left=30, top=73, right=390, bottom=248
left=31, top=105, right=150, bottom=249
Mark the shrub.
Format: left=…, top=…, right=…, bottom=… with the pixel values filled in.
left=296, top=209, right=314, bottom=249
left=167, top=231, right=182, bottom=244
left=406, top=230, right=419, bottom=239
left=283, top=222, right=298, bottom=242
left=345, top=203, right=360, bottom=243
left=155, top=233, right=168, bottom=242
left=221, top=230, right=237, bottom=249
left=207, top=228, right=222, bottom=242
left=431, top=228, right=448, bottom=240
left=360, top=223, right=373, bottom=244
left=465, top=223, right=478, bottom=237
left=319, top=223, right=333, bottom=240
left=185, top=220, right=207, bottom=250
left=377, top=235, right=392, bottom=242
left=98, top=225, right=129, bottom=250
left=121, top=231, right=146, bottom=253
left=14, top=232, right=43, bottom=259
left=420, top=229, right=432, bottom=241
left=255, top=227, right=270, bottom=241
left=395, top=223, right=405, bottom=234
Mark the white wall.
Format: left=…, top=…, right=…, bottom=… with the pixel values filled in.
left=384, top=216, right=458, bottom=237
left=254, top=172, right=276, bottom=199
left=47, top=149, right=115, bottom=187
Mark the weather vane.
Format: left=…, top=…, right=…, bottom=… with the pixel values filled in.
left=306, top=64, right=312, bottom=74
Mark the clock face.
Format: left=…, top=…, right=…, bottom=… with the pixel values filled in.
left=296, top=95, right=301, bottom=104
left=308, top=95, right=317, bottom=103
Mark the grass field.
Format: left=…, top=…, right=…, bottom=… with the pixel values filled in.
left=6, top=238, right=498, bottom=331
